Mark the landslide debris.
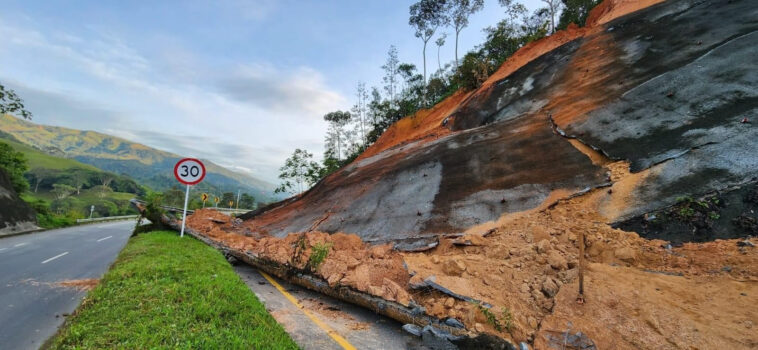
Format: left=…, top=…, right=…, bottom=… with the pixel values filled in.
left=184, top=0, right=758, bottom=349
left=186, top=210, right=412, bottom=307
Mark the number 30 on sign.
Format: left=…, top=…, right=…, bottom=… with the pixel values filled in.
left=174, top=158, right=206, bottom=185
left=173, top=158, right=206, bottom=238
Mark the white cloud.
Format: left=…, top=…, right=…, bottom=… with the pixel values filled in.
left=217, top=63, right=347, bottom=117
left=0, top=19, right=343, bottom=184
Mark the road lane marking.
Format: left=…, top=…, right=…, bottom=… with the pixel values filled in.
left=41, top=252, right=68, bottom=264
left=96, top=236, right=113, bottom=242
left=258, top=270, right=357, bottom=350
left=0, top=248, right=7, bottom=251
left=14, top=243, right=27, bottom=247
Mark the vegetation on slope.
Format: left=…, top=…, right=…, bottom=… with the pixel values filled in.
left=275, top=0, right=602, bottom=194
left=0, top=114, right=275, bottom=201
left=49, top=231, right=298, bottom=349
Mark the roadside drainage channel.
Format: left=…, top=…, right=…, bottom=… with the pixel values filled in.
left=235, top=263, right=423, bottom=350
left=158, top=216, right=518, bottom=350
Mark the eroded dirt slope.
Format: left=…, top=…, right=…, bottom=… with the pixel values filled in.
left=188, top=0, right=758, bottom=348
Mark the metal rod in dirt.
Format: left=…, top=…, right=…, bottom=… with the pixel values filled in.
left=180, top=184, right=190, bottom=237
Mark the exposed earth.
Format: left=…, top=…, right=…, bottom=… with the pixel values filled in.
left=181, top=0, right=758, bottom=348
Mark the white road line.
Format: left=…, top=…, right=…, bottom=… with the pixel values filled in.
left=0, top=248, right=7, bottom=251
left=14, top=243, right=27, bottom=247
left=41, top=252, right=68, bottom=264
left=96, top=236, right=113, bottom=242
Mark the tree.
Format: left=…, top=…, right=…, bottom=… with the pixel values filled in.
left=557, top=0, right=600, bottom=30
left=221, top=192, right=236, bottom=208
left=275, top=149, right=322, bottom=194
left=446, top=0, right=484, bottom=68
left=410, top=0, right=449, bottom=87
left=0, top=142, right=29, bottom=193
left=382, top=45, right=400, bottom=107
left=351, top=82, right=369, bottom=147
left=323, top=111, right=352, bottom=161
left=0, top=82, right=32, bottom=119
left=93, top=184, right=113, bottom=199
left=540, top=0, right=562, bottom=33
left=99, top=174, right=113, bottom=188
left=68, top=169, right=89, bottom=195
left=239, top=193, right=256, bottom=209
left=28, top=168, right=52, bottom=193
left=51, top=183, right=76, bottom=200
left=435, top=33, right=448, bottom=72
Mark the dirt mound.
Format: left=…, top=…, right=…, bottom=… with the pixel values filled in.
left=187, top=209, right=411, bottom=305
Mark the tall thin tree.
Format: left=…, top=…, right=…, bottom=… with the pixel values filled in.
left=540, top=0, right=562, bottom=33
left=447, top=0, right=484, bottom=68
left=381, top=46, right=400, bottom=107
left=435, top=33, right=447, bottom=72
left=409, top=0, right=448, bottom=86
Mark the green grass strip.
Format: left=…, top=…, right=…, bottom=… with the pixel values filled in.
left=50, top=231, right=298, bottom=349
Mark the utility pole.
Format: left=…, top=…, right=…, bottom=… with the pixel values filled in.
left=236, top=190, right=241, bottom=210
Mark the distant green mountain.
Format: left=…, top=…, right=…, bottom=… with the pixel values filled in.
left=0, top=115, right=276, bottom=200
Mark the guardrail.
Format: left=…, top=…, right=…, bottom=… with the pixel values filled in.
left=75, top=215, right=140, bottom=224
left=129, top=199, right=251, bottom=216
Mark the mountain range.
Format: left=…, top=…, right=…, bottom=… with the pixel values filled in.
left=0, top=115, right=277, bottom=201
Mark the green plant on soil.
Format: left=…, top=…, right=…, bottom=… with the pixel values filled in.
left=309, top=242, right=333, bottom=270
left=472, top=301, right=515, bottom=334
left=49, top=231, right=297, bottom=349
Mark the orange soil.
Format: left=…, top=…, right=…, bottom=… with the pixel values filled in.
left=54, top=279, right=100, bottom=291
left=586, top=0, right=666, bottom=27
left=356, top=90, right=471, bottom=161
left=186, top=210, right=412, bottom=306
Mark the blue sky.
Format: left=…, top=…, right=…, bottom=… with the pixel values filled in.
left=0, top=0, right=540, bottom=182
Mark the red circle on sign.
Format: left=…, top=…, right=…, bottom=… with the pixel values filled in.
left=174, top=158, right=206, bottom=185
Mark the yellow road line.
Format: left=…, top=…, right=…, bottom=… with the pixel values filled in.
left=258, top=270, right=357, bottom=350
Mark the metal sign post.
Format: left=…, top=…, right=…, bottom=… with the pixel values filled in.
left=173, top=158, right=206, bottom=237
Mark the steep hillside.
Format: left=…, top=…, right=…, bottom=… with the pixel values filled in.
left=0, top=167, right=37, bottom=236
left=0, top=115, right=276, bottom=200
left=186, top=0, right=758, bottom=349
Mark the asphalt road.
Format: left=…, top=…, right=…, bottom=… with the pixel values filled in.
left=0, top=220, right=135, bottom=350
left=235, top=264, right=426, bottom=350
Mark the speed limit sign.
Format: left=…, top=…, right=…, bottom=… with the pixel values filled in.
left=174, top=158, right=206, bottom=237
left=174, top=158, right=206, bottom=185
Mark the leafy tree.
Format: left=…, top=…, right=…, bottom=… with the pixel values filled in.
left=68, top=169, right=88, bottom=195
left=51, top=183, right=76, bottom=199
left=221, top=192, right=236, bottom=208
left=0, top=82, right=32, bottom=119
left=557, top=0, right=601, bottom=30
left=446, top=0, right=484, bottom=68
left=92, top=184, right=114, bottom=199
left=0, top=141, right=29, bottom=193
left=275, top=149, right=322, bottom=194
left=28, top=167, right=53, bottom=193
left=163, top=186, right=185, bottom=207
left=382, top=45, right=400, bottom=107
left=409, top=0, right=449, bottom=87
left=323, top=111, right=352, bottom=161
left=239, top=193, right=256, bottom=209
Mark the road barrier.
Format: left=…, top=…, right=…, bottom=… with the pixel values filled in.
left=75, top=215, right=140, bottom=224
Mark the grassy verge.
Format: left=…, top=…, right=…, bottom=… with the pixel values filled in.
left=49, top=231, right=298, bottom=349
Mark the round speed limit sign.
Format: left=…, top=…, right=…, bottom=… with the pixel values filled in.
left=174, top=158, right=206, bottom=185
